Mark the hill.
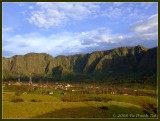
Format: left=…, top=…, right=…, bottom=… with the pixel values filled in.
left=2, top=45, right=157, bottom=83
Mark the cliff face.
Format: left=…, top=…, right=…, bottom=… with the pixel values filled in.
left=2, top=45, right=157, bottom=81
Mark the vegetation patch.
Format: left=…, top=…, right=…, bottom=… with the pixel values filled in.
left=60, top=94, right=112, bottom=102
left=98, top=106, right=109, bottom=110
left=15, top=91, right=23, bottom=96
left=11, top=98, right=24, bottom=103
left=30, top=99, right=42, bottom=102
left=141, top=102, right=157, bottom=114
left=3, top=91, right=157, bottom=118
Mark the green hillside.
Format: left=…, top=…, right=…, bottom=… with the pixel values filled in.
left=2, top=45, right=157, bottom=83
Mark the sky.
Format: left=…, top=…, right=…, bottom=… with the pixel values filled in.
left=2, top=2, right=158, bottom=57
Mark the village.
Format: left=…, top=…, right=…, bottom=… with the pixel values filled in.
left=2, top=78, right=156, bottom=97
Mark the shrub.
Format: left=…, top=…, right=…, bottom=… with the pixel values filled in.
left=141, top=102, right=157, bottom=114
left=15, top=91, right=23, bottom=96
left=30, top=99, right=42, bottom=102
left=11, top=98, right=24, bottom=103
left=99, top=106, right=109, bottom=110
left=143, top=110, right=151, bottom=116
left=60, top=94, right=112, bottom=102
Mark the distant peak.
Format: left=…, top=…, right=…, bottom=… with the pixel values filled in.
left=24, top=52, right=52, bottom=56
left=134, top=45, right=147, bottom=51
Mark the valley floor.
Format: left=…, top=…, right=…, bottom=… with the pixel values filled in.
left=2, top=91, right=157, bottom=119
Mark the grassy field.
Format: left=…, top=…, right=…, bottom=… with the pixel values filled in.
left=2, top=91, right=157, bottom=119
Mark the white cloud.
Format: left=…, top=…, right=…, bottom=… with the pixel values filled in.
left=113, top=2, right=125, bottom=6
left=2, top=27, right=13, bottom=32
left=141, top=2, right=156, bottom=9
left=74, top=27, right=115, bottom=45
left=112, top=14, right=158, bottom=47
left=2, top=27, right=119, bottom=57
left=101, top=2, right=157, bottom=21
left=3, top=11, right=158, bottom=57
left=20, top=11, right=27, bottom=15
left=3, top=22, right=158, bottom=58
left=28, top=2, right=100, bottom=28
left=132, top=14, right=158, bottom=40
left=29, top=6, right=34, bottom=9
left=27, top=2, right=157, bottom=29
left=118, top=35, right=124, bottom=39
left=18, top=2, right=25, bottom=7
left=2, top=32, right=82, bottom=57
left=101, top=6, right=123, bottom=18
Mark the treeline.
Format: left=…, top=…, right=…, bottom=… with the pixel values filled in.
left=3, top=71, right=157, bottom=87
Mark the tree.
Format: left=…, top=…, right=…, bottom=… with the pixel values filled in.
left=52, top=66, right=63, bottom=81
left=29, top=73, right=32, bottom=84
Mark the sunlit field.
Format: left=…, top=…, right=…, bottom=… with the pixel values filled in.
left=2, top=82, right=157, bottom=119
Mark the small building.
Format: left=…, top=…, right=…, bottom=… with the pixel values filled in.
left=65, top=88, right=68, bottom=90
left=111, top=92, right=116, bottom=94
left=33, top=84, right=38, bottom=87
left=49, top=92, right=53, bottom=95
left=13, top=82, right=21, bottom=86
left=123, top=94, right=128, bottom=96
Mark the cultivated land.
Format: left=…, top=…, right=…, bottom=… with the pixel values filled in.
left=2, top=82, right=157, bottom=119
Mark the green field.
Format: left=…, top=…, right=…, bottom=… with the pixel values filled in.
left=3, top=91, right=157, bottom=119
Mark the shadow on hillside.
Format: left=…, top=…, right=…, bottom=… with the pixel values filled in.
left=31, top=105, right=153, bottom=118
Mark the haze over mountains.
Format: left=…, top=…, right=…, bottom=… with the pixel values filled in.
left=3, top=45, right=157, bottom=82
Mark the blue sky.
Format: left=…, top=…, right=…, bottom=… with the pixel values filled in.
left=2, top=2, right=158, bottom=57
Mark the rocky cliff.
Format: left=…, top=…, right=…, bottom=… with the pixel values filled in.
left=3, top=45, right=157, bottom=82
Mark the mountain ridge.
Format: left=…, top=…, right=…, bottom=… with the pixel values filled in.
left=3, top=45, right=157, bottom=82
left=3, top=45, right=148, bottom=59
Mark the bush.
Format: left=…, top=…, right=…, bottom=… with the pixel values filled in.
left=15, top=91, right=23, bottom=96
left=60, top=94, right=112, bottom=102
left=143, top=110, right=151, bottom=116
left=99, top=106, right=109, bottom=110
left=11, top=98, right=24, bottom=103
left=141, top=102, right=157, bottom=114
left=30, top=99, right=42, bottom=102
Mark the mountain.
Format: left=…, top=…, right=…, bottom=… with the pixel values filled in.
left=2, top=45, right=157, bottom=83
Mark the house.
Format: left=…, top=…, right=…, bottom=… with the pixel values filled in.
left=65, top=88, right=68, bottom=90
left=123, top=94, right=128, bottom=96
left=32, top=84, right=39, bottom=87
left=65, top=84, right=71, bottom=88
left=49, top=92, right=53, bottom=95
left=111, top=92, right=116, bottom=94
left=13, top=82, right=21, bottom=86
